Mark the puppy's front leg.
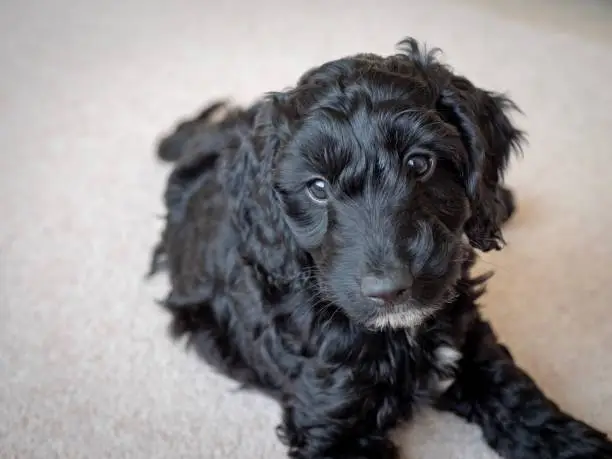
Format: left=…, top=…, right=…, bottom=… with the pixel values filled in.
left=277, top=364, right=403, bottom=459
left=437, top=318, right=612, bottom=459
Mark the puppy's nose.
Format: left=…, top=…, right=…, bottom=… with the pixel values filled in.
left=360, top=274, right=411, bottom=305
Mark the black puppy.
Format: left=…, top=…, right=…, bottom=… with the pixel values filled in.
left=149, top=38, right=612, bottom=459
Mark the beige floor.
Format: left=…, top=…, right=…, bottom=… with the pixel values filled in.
left=1, top=1, right=612, bottom=458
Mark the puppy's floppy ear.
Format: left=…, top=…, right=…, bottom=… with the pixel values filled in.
left=252, top=91, right=298, bottom=156
left=436, top=77, right=525, bottom=251
left=222, top=93, right=311, bottom=289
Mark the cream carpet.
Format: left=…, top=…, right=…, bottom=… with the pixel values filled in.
left=1, top=1, right=611, bottom=458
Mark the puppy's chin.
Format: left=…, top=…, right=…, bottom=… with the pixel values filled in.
left=364, top=306, right=438, bottom=331
left=361, top=287, right=459, bottom=331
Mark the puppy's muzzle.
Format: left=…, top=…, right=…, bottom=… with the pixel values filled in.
left=360, top=270, right=413, bottom=305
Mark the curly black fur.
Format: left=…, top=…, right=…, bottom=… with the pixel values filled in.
left=148, top=37, right=612, bottom=459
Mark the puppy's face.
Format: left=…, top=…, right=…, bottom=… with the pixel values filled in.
left=275, top=94, right=472, bottom=330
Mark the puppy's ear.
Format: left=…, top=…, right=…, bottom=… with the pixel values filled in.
left=223, top=94, right=311, bottom=288
left=252, top=92, right=297, bottom=155
left=436, top=78, right=525, bottom=251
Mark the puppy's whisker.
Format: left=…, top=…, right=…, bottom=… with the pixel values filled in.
left=285, top=288, right=332, bottom=325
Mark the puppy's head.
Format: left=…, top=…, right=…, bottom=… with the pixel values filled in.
left=261, top=38, right=524, bottom=330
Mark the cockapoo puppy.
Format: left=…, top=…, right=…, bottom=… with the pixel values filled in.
left=149, top=37, right=612, bottom=459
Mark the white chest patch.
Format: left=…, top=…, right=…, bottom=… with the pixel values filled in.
left=430, top=345, right=462, bottom=394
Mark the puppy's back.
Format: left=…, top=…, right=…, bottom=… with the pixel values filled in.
left=150, top=100, right=257, bottom=292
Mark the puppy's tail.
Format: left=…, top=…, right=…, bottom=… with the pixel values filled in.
left=156, top=100, right=229, bottom=162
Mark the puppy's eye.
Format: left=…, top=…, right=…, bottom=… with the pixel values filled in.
left=406, top=154, right=435, bottom=180
left=306, top=179, right=328, bottom=203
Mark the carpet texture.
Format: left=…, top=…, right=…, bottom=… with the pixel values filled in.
left=1, top=1, right=611, bottom=458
